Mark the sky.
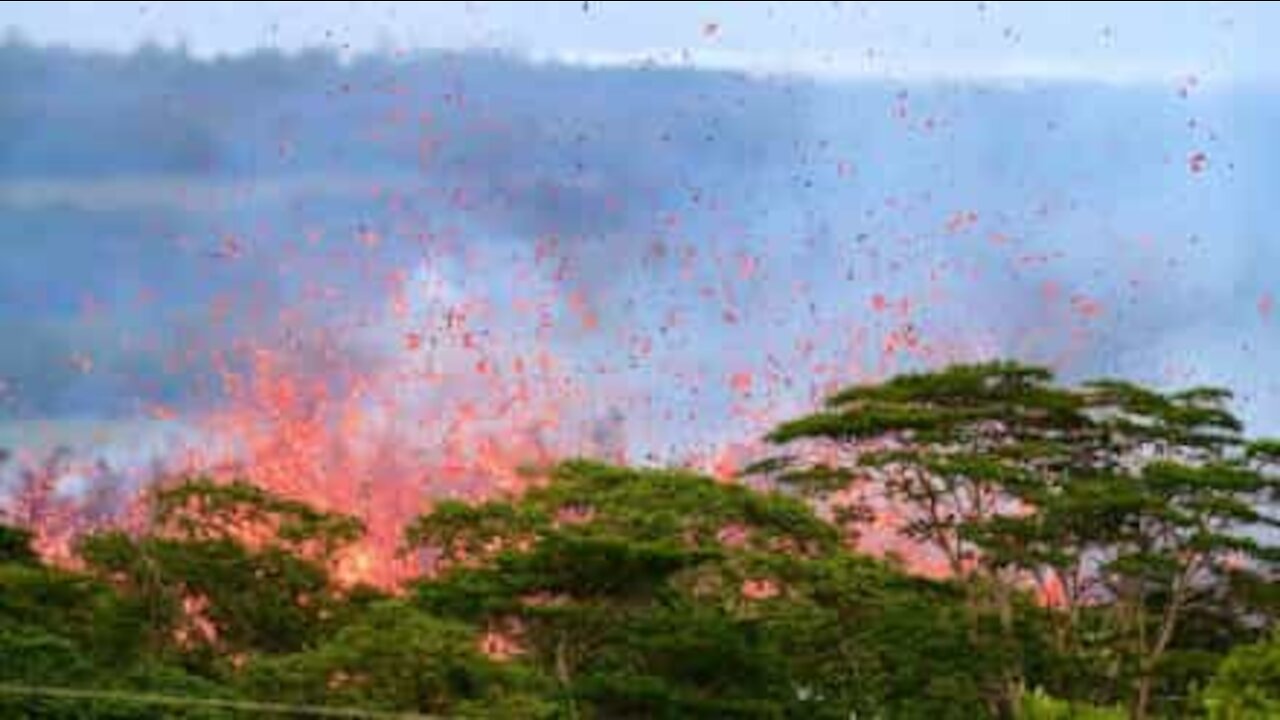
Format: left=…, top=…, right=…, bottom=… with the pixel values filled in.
left=4, top=1, right=1276, bottom=82
left=1, top=1, right=1278, bottom=489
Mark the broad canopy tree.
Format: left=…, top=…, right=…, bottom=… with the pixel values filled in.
left=407, top=459, right=997, bottom=719
left=754, top=361, right=1280, bottom=719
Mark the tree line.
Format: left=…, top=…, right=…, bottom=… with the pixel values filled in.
left=1, top=362, right=1276, bottom=718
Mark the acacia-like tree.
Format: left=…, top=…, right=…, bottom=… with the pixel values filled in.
left=756, top=362, right=1279, bottom=719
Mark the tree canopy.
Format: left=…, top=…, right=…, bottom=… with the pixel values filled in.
left=0, top=362, right=1275, bottom=719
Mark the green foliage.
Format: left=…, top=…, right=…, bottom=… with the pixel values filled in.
left=73, top=477, right=376, bottom=670
left=407, top=459, right=839, bottom=563
left=0, top=624, right=95, bottom=686
left=150, top=478, right=365, bottom=561
left=78, top=531, right=346, bottom=662
left=758, top=361, right=1280, bottom=718
left=0, top=363, right=1276, bottom=719
left=241, top=601, right=553, bottom=717
left=767, top=361, right=1086, bottom=445
left=0, top=563, right=106, bottom=647
left=761, top=361, right=1092, bottom=580
left=1202, top=632, right=1280, bottom=719
left=0, top=554, right=239, bottom=719
left=0, top=523, right=38, bottom=564
left=411, top=460, right=994, bottom=719
left=768, top=555, right=1000, bottom=719
left=1020, top=689, right=1126, bottom=719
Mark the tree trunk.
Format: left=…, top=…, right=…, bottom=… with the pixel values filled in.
left=1133, top=672, right=1153, bottom=720
left=996, top=577, right=1023, bottom=719
left=555, top=634, right=578, bottom=720
left=1131, top=560, right=1192, bottom=720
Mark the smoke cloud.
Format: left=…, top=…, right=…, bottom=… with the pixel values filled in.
left=2, top=41, right=1278, bottom=473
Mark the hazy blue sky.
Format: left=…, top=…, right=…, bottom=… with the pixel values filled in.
left=5, top=1, right=1276, bottom=82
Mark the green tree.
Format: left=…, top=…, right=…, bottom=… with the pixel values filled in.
left=408, top=461, right=819, bottom=718
left=0, top=523, right=38, bottom=565
left=241, top=600, right=553, bottom=717
left=408, top=459, right=995, bottom=719
left=0, top=523, right=235, bottom=719
left=2, top=364, right=1275, bottom=720
left=1005, top=382, right=1279, bottom=718
left=755, top=362, right=1090, bottom=714
left=77, top=478, right=375, bottom=671
left=756, top=362, right=1280, bottom=719
left=1202, top=630, right=1280, bottom=719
